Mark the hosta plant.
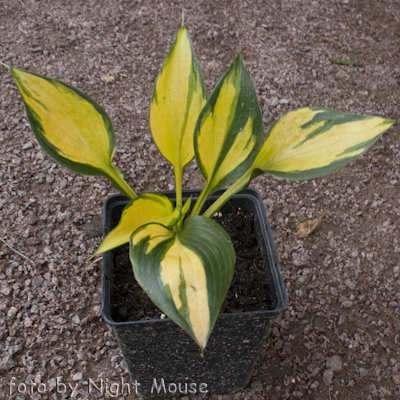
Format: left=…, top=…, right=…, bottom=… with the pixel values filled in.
left=1, top=21, right=395, bottom=353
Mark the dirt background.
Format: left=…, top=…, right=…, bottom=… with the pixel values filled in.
left=1, top=0, right=400, bottom=399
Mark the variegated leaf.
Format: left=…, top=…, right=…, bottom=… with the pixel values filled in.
left=9, top=66, right=136, bottom=199
left=93, top=194, right=181, bottom=256
left=150, top=26, right=207, bottom=206
left=130, top=216, right=235, bottom=351
left=192, top=54, right=262, bottom=214
left=252, top=107, right=395, bottom=180
left=203, top=107, right=395, bottom=218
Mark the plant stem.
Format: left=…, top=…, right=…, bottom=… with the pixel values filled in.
left=175, top=167, right=184, bottom=230
left=202, top=172, right=251, bottom=218
left=109, top=167, right=137, bottom=200
left=191, top=184, right=210, bottom=216
left=174, top=168, right=183, bottom=208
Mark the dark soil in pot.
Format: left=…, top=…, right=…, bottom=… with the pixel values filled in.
left=111, top=205, right=274, bottom=323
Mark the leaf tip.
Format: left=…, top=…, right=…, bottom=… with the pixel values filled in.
left=0, top=61, right=10, bottom=70
left=181, top=9, right=185, bottom=27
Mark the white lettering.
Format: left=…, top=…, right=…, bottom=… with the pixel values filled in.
left=168, top=383, right=177, bottom=393
left=151, top=378, right=166, bottom=394
left=178, top=383, right=188, bottom=394
left=68, top=382, right=78, bottom=397
left=57, top=377, right=66, bottom=394
left=189, top=382, right=197, bottom=394
left=130, top=379, right=140, bottom=395
left=18, top=383, right=27, bottom=394
left=9, top=377, right=16, bottom=394
left=110, top=382, right=119, bottom=395
left=89, top=378, right=103, bottom=394
left=121, top=377, right=132, bottom=394
left=38, top=383, right=47, bottom=394
left=199, top=383, right=208, bottom=393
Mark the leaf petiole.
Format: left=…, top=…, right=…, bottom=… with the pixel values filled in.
left=202, top=172, right=251, bottom=218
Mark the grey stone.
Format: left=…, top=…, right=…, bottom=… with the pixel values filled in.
left=8, top=307, right=18, bottom=318
left=22, top=142, right=33, bottom=150
left=263, top=198, right=274, bottom=207
left=49, top=378, right=57, bottom=391
left=292, top=391, right=303, bottom=398
left=345, top=279, right=356, bottom=290
left=0, top=355, right=15, bottom=371
left=8, top=345, right=22, bottom=356
left=270, top=97, right=279, bottom=106
left=310, top=367, right=321, bottom=377
left=310, top=381, right=319, bottom=390
left=72, top=372, right=83, bottom=381
left=46, top=174, right=55, bottom=184
left=32, top=276, right=44, bottom=288
left=292, top=252, right=309, bottom=267
left=251, top=380, right=263, bottom=392
left=88, top=215, right=103, bottom=237
left=1, top=284, right=11, bottom=296
left=326, top=355, right=342, bottom=372
left=323, top=369, right=334, bottom=385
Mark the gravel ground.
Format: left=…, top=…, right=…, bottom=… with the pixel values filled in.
left=1, top=0, right=400, bottom=399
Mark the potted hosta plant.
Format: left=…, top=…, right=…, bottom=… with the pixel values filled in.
left=2, top=17, right=395, bottom=398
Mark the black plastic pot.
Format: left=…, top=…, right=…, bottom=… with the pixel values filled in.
left=102, top=188, right=287, bottom=399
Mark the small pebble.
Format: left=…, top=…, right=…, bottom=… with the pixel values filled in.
left=1, top=284, right=11, bottom=296
left=393, top=375, right=400, bottom=385
left=251, top=380, right=263, bottom=392
left=0, top=356, right=15, bottom=371
left=310, top=381, right=319, bottom=390
left=72, top=372, right=83, bottom=381
left=22, top=142, right=33, bottom=150
left=32, top=276, right=44, bottom=288
left=326, top=355, right=342, bottom=372
left=310, top=367, right=321, bottom=377
left=8, top=345, right=22, bottom=356
left=8, top=307, right=18, bottom=318
left=48, top=378, right=57, bottom=391
left=101, top=75, right=115, bottom=83
left=270, top=97, right=279, bottom=106
left=345, top=279, right=356, bottom=290
left=323, top=369, right=334, bottom=385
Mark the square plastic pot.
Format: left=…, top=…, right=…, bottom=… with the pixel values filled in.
left=102, top=188, right=287, bottom=398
